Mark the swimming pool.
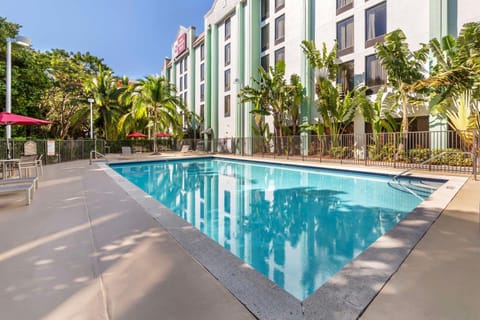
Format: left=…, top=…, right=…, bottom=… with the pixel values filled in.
left=111, top=157, right=444, bottom=301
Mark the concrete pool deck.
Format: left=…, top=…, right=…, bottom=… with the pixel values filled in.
left=0, top=155, right=478, bottom=319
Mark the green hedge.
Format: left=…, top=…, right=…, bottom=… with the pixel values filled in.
left=367, top=145, right=473, bottom=166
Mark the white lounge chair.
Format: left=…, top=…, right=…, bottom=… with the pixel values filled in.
left=180, top=145, right=191, bottom=153
left=0, top=177, right=39, bottom=191
left=0, top=183, right=34, bottom=205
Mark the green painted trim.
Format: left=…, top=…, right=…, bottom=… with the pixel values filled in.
left=301, top=0, right=314, bottom=125
left=236, top=2, right=245, bottom=139
left=247, top=0, right=261, bottom=139
left=171, top=64, right=177, bottom=88
left=188, top=28, right=196, bottom=115
left=211, top=24, right=219, bottom=146
left=447, top=0, right=458, bottom=36
left=430, top=0, right=457, bottom=39
left=205, top=27, right=212, bottom=136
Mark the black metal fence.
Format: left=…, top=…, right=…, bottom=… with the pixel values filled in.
left=1, top=130, right=478, bottom=176
left=0, top=139, right=107, bottom=165
left=189, top=130, right=479, bottom=175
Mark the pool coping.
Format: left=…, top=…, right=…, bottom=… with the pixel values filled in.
left=99, top=156, right=468, bottom=320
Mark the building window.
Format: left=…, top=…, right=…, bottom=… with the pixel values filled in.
left=200, top=84, right=205, bottom=102
left=200, top=104, right=204, bottom=122
left=184, top=58, right=188, bottom=72
left=179, top=75, right=183, bottom=91
left=200, top=44, right=205, bottom=61
left=224, top=95, right=231, bottom=117
left=365, top=54, right=386, bottom=93
left=184, top=75, right=188, bottom=90
left=225, top=17, right=231, bottom=40
left=337, top=61, right=355, bottom=93
left=274, top=47, right=285, bottom=64
left=183, top=92, right=188, bottom=106
left=261, top=0, right=270, bottom=21
left=261, top=54, right=270, bottom=71
left=275, top=0, right=285, bottom=11
left=365, top=2, right=386, bottom=47
left=275, top=14, right=285, bottom=44
left=224, top=190, right=231, bottom=213
left=261, top=24, right=270, bottom=52
left=337, top=16, right=354, bottom=55
left=200, top=63, right=205, bottom=81
left=225, top=43, right=231, bottom=66
left=225, top=69, right=231, bottom=91
left=336, top=0, right=353, bottom=15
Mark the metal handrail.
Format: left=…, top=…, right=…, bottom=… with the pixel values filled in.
left=89, top=150, right=108, bottom=165
left=392, top=151, right=477, bottom=181
left=388, top=180, right=425, bottom=201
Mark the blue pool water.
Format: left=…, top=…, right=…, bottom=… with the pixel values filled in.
left=111, top=158, right=442, bottom=300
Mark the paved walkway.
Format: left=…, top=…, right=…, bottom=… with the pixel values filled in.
left=361, top=177, right=480, bottom=320
left=0, top=160, right=254, bottom=320
left=0, top=158, right=479, bottom=319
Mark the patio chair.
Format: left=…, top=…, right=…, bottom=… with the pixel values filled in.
left=180, top=145, right=191, bottom=153
left=18, top=155, right=39, bottom=178
left=121, top=146, right=132, bottom=155
left=36, top=154, right=44, bottom=176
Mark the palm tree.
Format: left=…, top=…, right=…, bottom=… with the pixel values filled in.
left=131, top=75, right=185, bottom=154
left=239, top=61, right=301, bottom=154
left=301, top=40, right=338, bottom=83
left=84, top=66, right=123, bottom=140
left=117, top=80, right=149, bottom=137
left=444, top=90, right=478, bottom=149
left=284, top=74, right=304, bottom=137
left=375, top=29, right=429, bottom=140
left=360, top=86, right=398, bottom=142
left=302, top=40, right=367, bottom=148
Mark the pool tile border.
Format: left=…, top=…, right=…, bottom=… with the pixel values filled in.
left=99, top=157, right=467, bottom=320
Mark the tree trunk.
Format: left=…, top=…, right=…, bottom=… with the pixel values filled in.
left=153, top=107, right=158, bottom=154
left=397, top=89, right=409, bottom=161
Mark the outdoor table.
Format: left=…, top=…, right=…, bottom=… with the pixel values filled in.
left=0, top=159, right=20, bottom=179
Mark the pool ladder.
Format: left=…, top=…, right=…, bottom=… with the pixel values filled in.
left=89, top=150, right=108, bottom=165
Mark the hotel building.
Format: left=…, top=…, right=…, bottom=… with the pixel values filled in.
left=160, top=1, right=480, bottom=302
left=162, top=0, right=480, bottom=151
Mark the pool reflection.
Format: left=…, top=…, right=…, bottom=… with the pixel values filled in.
left=114, top=159, right=423, bottom=300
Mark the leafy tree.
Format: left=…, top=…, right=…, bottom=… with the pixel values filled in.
left=284, top=74, right=304, bottom=137
left=0, top=17, right=51, bottom=138
left=239, top=61, right=303, bottom=154
left=39, top=50, right=108, bottom=139
left=301, top=40, right=338, bottom=82
left=444, top=90, right=478, bottom=149
left=359, top=86, right=398, bottom=148
left=302, top=40, right=367, bottom=147
left=375, top=29, right=429, bottom=138
left=403, top=22, right=480, bottom=144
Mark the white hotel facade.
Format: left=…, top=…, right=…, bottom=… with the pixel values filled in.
left=162, top=0, right=480, bottom=150
left=160, top=1, right=480, bottom=301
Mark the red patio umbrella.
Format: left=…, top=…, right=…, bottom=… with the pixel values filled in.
left=156, top=132, right=172, bottom=138
left=126, top=132, right=147, bottom=138
left=0, top=112, right=52, bottom=159
left=0, top=112, right=52, bottom=125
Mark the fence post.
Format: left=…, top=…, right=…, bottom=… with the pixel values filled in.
left=364, top=133, right=368, bottom=166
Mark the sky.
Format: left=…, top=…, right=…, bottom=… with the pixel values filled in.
left=2, top=0, right=213, bottom=79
